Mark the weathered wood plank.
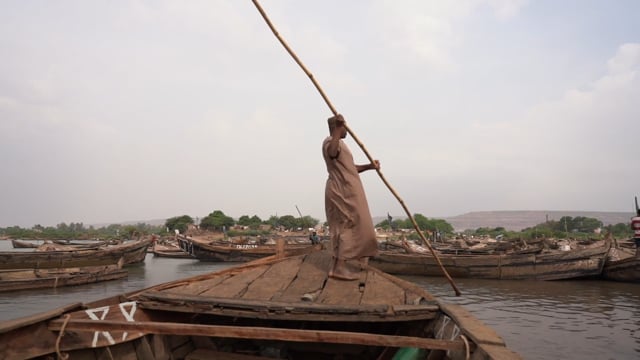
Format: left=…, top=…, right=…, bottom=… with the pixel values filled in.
left=317, top=275, right=365, bottom=305
left=48, top=319, right=469, bottom=351
left=0, top=321, right=60, bottom=360
left=241, top=257, right=303, bottom=300
left=151, top=334, right=171, bottom=360
left=438, top=302, right=505, bottom=347
left=198, top=265, right=269, bottom=298
left=273, top=251, right=331, bottom=302
left=164, top=274, right=233, bottom=296
left=360, top=271, right=405, bottom=306
left=138, top=291, right=395, bottom=314
left=471, top=343, right=525, bottom=360
left=0, top=302, right=83, bottom=333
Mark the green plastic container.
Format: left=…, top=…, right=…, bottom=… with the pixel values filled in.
left=392, top=347, right=427, bottom=360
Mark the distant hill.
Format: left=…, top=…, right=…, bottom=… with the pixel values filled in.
left=445, top=211, right=634, bottom=231
left=375, top=211, right=634, bottom=232
left=90, top=218, right=167, bottom=228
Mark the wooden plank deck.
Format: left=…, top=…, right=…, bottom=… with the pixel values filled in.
left=134, top=249, right=441, bottom=322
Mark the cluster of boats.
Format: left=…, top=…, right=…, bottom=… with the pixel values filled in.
left=1, top=238, right=522, bottom=360
left=175, top=232, right=639, bottom=283
left=0, top=238, right=152, bottom=292
left=374, top=235, right=640, bottom=282
left=1, top=231, right=637, bottom=359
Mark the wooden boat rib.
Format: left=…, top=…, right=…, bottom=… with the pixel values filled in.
left=0, top=238, right=152, bottom=270
left=372, top=239, right=612, bottom=280
left=0, top=249, right=521, bottom=359
left=177, top=235, right=313, bottom=262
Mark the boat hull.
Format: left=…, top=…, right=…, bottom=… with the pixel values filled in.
left=0, top=266, right=127, bottom=292
left=178, top=236, right=312, bottom=262
left=0, top=238, right=152, bottom=270
left=0, top=249, right=521, bottom=360
left=602, top=256, right=640, bottom=283
left=371, top=242, right=611, bottom=280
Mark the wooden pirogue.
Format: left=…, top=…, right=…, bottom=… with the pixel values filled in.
left=0, top=238, right=152, bottom=270
left=372, top=239, right=611, bottom=280
left=602, top=246, right=640, bottom=283
left=177, top=234, right=314, bottom=262
left=0, top=248, right=521, bottom=359
left=602, top=256, right=640, bottom=282
left=0, top=259, right=128, bottom=293
left=10, top=239, right=41, bottom=249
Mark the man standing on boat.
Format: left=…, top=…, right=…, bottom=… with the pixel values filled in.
left=323, top=114, right=379, bottom=280
left=632, top=197, right=640, bottom=257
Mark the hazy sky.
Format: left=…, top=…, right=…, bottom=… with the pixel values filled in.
left=1, top=0, right=639, bottom=228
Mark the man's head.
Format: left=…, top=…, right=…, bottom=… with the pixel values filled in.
left=328, top=114, right=347, bottom=138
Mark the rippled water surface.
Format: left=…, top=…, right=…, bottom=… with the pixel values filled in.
left=1, top=241, right=639, bottom=359
left=404, top=275, right=640, bottom=360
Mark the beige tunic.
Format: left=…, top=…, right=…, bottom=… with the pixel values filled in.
left=323, top=136, right=378, bottom=260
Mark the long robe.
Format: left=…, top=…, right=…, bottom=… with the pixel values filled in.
left=323, top=136, right=378, bottom=260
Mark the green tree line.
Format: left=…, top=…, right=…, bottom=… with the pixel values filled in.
left=373, top=214, right=634, bottom=241
left=2, top=212, right=632, bottom=241
left=0, top=222, right=161, bottom=240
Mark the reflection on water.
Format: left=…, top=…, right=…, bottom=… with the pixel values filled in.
left=0, top=241, right=639, bottom=359
left=403, top=275, right=640, bottom=360
left=0, top=252, right=236, bottom=323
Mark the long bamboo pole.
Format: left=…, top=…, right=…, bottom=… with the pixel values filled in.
left=251, top=0, right=460, bottom=296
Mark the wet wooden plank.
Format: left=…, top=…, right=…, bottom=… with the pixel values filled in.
left=241, top=257, right=303, bottom=300
left=198, top=265, right=269, bottom=298
left=360, top=270, right=405, bottom=306
left=274, top=251, right=331, bottom=302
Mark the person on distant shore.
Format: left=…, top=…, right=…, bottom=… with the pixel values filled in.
left=323, top=114, right=379, bottom=280
left=632, top=197, right=640, bottom=257
left=309, top=231, right=320, bottom=245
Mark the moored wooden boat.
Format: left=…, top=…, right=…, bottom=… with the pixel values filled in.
left=177, top=235, right=314, bottom=262
left=152, top=243, right=193, bottom=259
left=0, top=238, right=152, bottom=270
left=371, top=239, right=611, bottom=280
left=602, top=257, right=640, bottom=283
left=10, top=239, right=41, bottom=249
left=52, top=239, right=110, bottom=249
left=0, top=248, right=521, bottom=359
left=0, top=259, right=127, bottom=292
left=602, top=246, right=640, bottom=283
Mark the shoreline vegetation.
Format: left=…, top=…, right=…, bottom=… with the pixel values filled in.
left=0, top=209, right=634, bottom=243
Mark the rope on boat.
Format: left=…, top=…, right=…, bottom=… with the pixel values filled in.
left=460, top=334, right=470, bottom=360
left=250, top=0, right=461, bottom=296
left=55, top=314, right=71, bottom=360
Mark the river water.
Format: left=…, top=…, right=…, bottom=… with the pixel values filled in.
left=1, top=241, right=638, bottom=359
